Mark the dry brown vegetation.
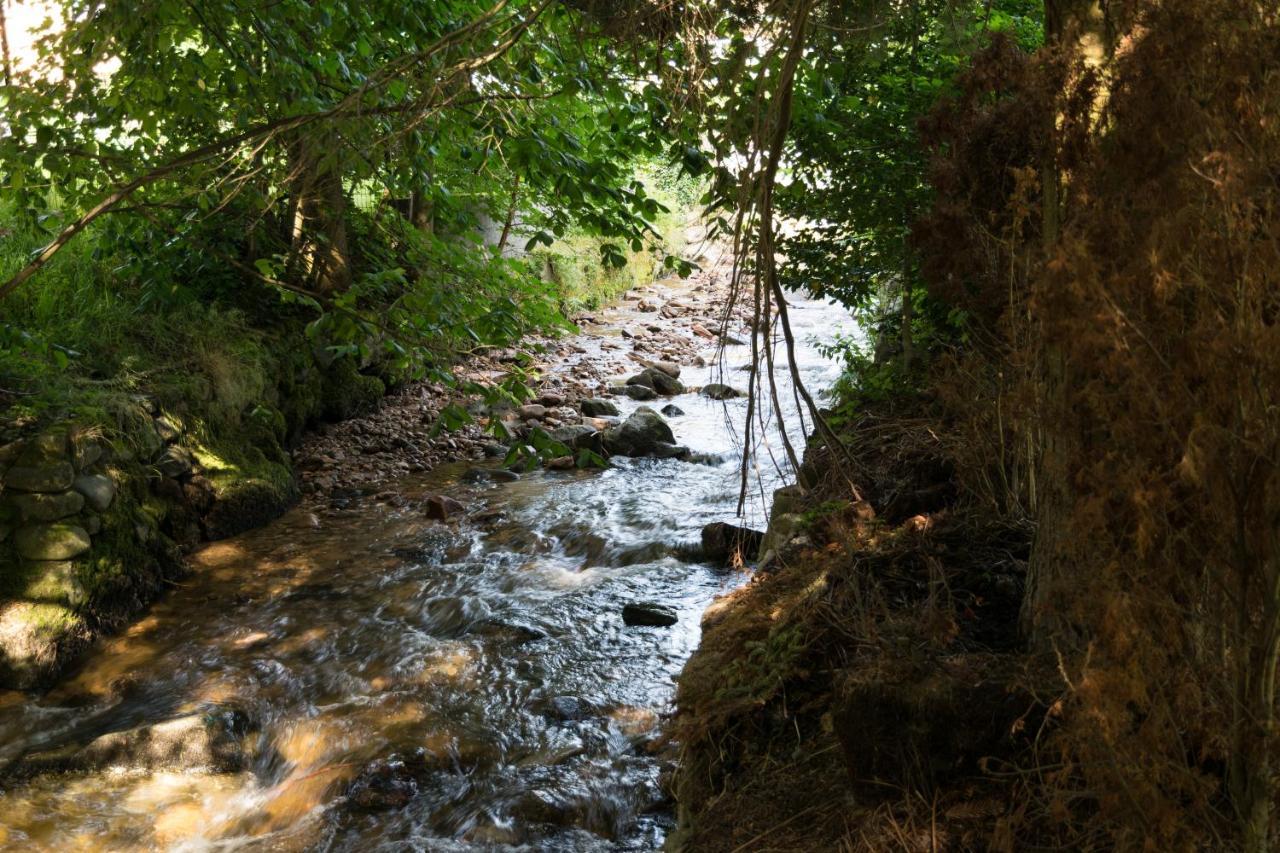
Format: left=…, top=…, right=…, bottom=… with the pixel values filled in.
left=674, top=1, right=1280, bottom=850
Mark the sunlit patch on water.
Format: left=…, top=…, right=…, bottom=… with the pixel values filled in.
left=0, top=294, right=859, bottom=851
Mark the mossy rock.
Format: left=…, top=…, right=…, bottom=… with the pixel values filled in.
left=320, top=357, right=386, bottom=422
left=0, top=600, right=83, bottom=689
left=195, top=442, right=298, bottom=541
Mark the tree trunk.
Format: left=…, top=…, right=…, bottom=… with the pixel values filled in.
left=0, top=0, right=12, bottom=88
left=1023, top=0, right=1112, bottom=638
left=288, top=133, right=351, bottom=293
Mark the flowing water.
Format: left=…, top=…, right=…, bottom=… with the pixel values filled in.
left=0, top=292, right=856, bottom=851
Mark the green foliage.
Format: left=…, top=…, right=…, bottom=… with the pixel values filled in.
left=777, top=1, right=1042, bottom=318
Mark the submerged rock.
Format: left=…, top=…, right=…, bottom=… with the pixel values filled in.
left=423, top=494, right=465, bottom=521
left=347, top=751, right=432, bottom=812
left=9, top=706, right=253, bottom=777
left=622, top=602, right=679, bottom=627
left=463, top=467, right=520, bottom=484
left=701, top=383, right=743, bottom=401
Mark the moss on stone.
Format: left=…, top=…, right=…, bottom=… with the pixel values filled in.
left=320, top=356, right=386, bottom=422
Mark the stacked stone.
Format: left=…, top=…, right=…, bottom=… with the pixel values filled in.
left=1, top=427, right=115, bottom=608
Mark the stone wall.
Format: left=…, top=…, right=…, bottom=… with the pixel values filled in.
left=0, top=398, right=293, bottom=689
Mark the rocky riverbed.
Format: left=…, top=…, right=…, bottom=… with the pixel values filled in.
left=292, top=256, right=755, bottom=504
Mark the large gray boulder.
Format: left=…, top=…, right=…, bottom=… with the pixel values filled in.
left=549, top=424, right=602, bottom=454
left=601, top=408, right=676, bottom=458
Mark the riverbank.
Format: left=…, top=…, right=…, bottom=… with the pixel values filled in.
left=668, top=391, right=1042, bottom=851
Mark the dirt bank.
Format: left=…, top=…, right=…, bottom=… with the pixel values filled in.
left=668, top=394, right=1046, bottom=852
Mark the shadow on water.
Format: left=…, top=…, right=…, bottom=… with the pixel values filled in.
left=0, top=295, right=858, bottom=851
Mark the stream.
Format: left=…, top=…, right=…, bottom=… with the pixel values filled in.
left=0, top=288, right=856, bottom=851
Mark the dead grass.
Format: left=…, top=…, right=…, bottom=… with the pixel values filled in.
left=670, top=394, right=1046, bottom=851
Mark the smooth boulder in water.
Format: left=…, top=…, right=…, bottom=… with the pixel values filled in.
left=622, top=602, right=678, bottom=627
left=601, top=407, right=676, bottom=457
left=626, top=367, right=684, bottom=396
left=660, top=404, right=685, bottom=417
left=579, top=398, right=620, bottom=417
left=701, top=521, right=765, bottom=565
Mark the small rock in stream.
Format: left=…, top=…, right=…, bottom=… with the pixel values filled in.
left=579, top=398, right=620, bottom=417
left=622, top=602, right=679, bottom=627
left=701, top=383, right=743, bottom=401
left=423, top=494, right=465, bottom=521
left=660, top=404, right=685, bottom=417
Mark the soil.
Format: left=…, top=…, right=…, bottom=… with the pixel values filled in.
left=668, top=392, right=1044, bottom=852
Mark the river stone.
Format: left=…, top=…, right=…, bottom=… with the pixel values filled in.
left=518, top=403, right=548, bottom=420
left=422, top=596, right=491, bottom=636
left=15, top=707, right=252, bottom=775
left=627, top=367, right=684, bottom=396
left=483, top=443, right=510, bottom=458
left=0, top=440, right=23, bottom=470
left=622, top=384, right=657, bottom=401
left=550, top=424, right=601, bottom=453
left=9, top=490, right=85, bottom=522
left=14, top=523, right=92, bottom=561
left=463, top=467, right=520, bottom=484
left=348, top=753, right=431, bottom=812
left=601, top=408, right=676, bottom=458
left=770, top=485, right=806, bottom=518
left=5, top=462, right=75, bottom=493
left=72, top=474, right=116, bottom=512
left=622, top=602, right=679, bottom=627
left=760, top=512, right=807, bottom=557
left=701, top=522, right=765, bottom=565
left=650, top=360, right=681, bottom=379
left=24, top=430, right=69, bottom=463
left=424, top=494, right=465, bottom=521
left=651, top=442, right=691, bottom=460
left=23, top=561, right=86, bottom=606
left=579, top=398, right=620, bottom=418
left=701, top=383, right=743, bottom=401
left=660, top=404, right=685, bottom=417
left=537, top=392, right=566, bottom=408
